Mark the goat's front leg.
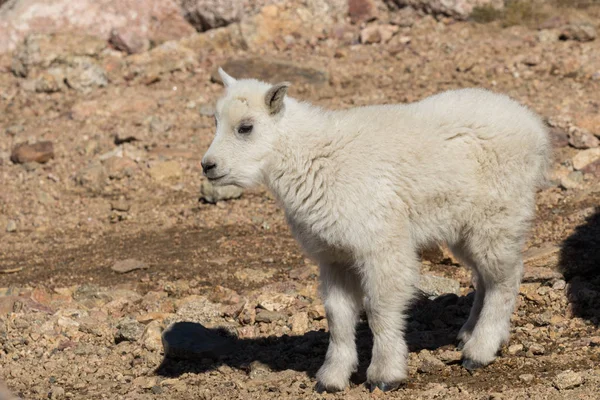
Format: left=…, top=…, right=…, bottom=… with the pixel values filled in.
left=361, top=249, right=418, bottom=392
left=316, top=262, right=363, bottom=393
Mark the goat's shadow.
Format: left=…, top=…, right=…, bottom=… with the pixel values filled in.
left=156, top=292, right=471, bottom=383
left=558, top=206, right=600, bottom=326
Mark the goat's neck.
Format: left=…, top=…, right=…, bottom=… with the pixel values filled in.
left=263, top=100, right=333, bottom=216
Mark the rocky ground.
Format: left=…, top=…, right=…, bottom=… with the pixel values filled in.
left=1, top=0, right=600, bottom=399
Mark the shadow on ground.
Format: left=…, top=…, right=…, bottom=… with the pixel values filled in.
left=559, top=206, right=600, bottom=326
left=156, top=292, right=471, bottom=384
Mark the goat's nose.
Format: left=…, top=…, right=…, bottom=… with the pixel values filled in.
left=201, top=159, right=217, bottom=174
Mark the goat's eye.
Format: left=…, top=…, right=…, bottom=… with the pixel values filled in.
left=237, top=124, right=253, bottom=135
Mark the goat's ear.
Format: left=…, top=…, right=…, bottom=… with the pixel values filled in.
left=218, top=67, right=236, bottom=87
left=265, top=82, right=290, bottom=115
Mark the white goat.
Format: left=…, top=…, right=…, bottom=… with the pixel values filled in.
left=202, top=69, right=551, bottom=392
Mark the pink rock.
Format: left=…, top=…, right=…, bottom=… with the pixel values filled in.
left=0, top=0, right=195, bottom=54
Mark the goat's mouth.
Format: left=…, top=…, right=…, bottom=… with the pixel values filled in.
left=207, top=174, right=228, bottom=184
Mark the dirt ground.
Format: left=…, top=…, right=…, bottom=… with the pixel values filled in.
left=1, top=1, right=600, bottom=399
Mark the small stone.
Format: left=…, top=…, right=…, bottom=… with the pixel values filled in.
left=255, top=309, right=286, bottom=323
left=111, top=198, right=131, bottom=212
left=111, top=259, right=148, bottom=273
left=115, top=318, right=145, bottom=343
left=5, top=125, right=24, bottom=136
left=523, top=243, right=560, bottom=269
left=417, top=274, right=460, bottom=297
left=148, top=116, right=172, bottom=135
left=568, top=129, right=599, bottom=149
left=248, top=360, right=271, bottom=379
left=508, top=343, right=523, bottom=355
left=559, top=23, right=597, bottom=42
left=348, top=0, right=376, bottom=24
left=553, top=370, right=583, bottom=390
left=417, top=350, right=445, bottom=373
left=549, top=127, right=569, bottom=148
left=528, top=343, right=545, bottom=355
left=519, top=374, right=534, bottom=383
left=438, top=350, right=462, bottom=363
left=10, top=141, right=54, bottom=164
left=560, top=171, right=584, bottom=190
left=6, top=220, right=17, bottom=233
left=290, top=311, right=309, bottom=334
left=109, top=28, right=150, bottom=54
left=76, top=164, right=107, bottom=192
left=104, top=156, right=137, bottom=180
left=257, top=293, right=295, bottom=312
left=573, top=148, right=600, bottom=171
left=199, top=180, right=243, bottom=203
left=552, top=279, right=566, bottom=290
left=141, top=320, right=163, bottom=352
left=49, top=386, right=65, bottom=399
left=149, top=161, right=183, bottom=182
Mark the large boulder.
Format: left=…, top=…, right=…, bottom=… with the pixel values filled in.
left=0, top=0, right=195, bottom=54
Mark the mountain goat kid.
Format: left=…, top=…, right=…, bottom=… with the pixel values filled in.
left=202, top=69, right=551, bottom=393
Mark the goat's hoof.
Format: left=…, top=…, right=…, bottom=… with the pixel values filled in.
left=367, top=381, right=401, bottom=393
left=315, top=382, right=342, bottom=393
left=462, top=358, right=486, bottom=371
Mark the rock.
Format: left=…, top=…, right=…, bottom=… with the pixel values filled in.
left=417, top=274, right=460, bottom=297
left=255, top=309, right=286, bottom=323
left=519, top=374, right=534, bottom=383
left=387, top=0, right=504, bottom=20
left=0, top=0, right=195, bottom=55
left=573, top=148, right=600, bottom=171
left=48, top=386, right=65, bottom=399
left=437, top=350, right=462, bottom=363
left=417, top=350, right=445, bottom=373
left=568, top=128, right=599, bottom=149
left=581, top=159, right=600, bottom=177
left=552, top=279, right=566, bottom=290
left=523, top=243, right=560, bottom=269
left=162, top=322, right=235, bottom=360
left=349, top=0, right=377, bottom=24
left=149, top=161, right=183, bottom=182
left=553, top=370, right=583, bottom=390
left=115, top=318, right=145, bottom=343
left=64, top=57, right=108, bottom=92
left=75, top=164, right=107, bottom=193
left=5, top=220, right=16, bottom=233
left=522, top=266, right=562, bottom=283
left=5, top=125, right=24, bottom=137
left=199, top=180, right=243, bottom=204
left=290, top=311, right=309, bottom=334
left=212, top=58, right=328, bottom=87
left=389, top=6, right=418, bottom=27
left=560, top=171, right=584, bottom=190
left=233, top=268, right=275, bottom=284
left=576, top=114, right=600, bottom=137
left=109, top=28, right=150, bottom=55
left=257, top=293, right=295, bottom=312
left=112, top=259, right=148, bottom=273
left=10, top=141, right=54, bottom=164
left=111, top=198, right=130, bottom=212
left=147, top=116, right=173, bottom=135
left=360, top=24, right=398, bottom=44
left=559, top=23, right=597, bottom=42
left=507, top=343, right=523, bottom=355
left=179, top=0, right=242, bottom=31
left=104, top=156, right=137, bottom=180
left=141, top=320, right=163, bottom=352
left=125, top=41, right=198, bottom=83
left=528, top=343, right=545, bottom=355
left=248, top=360, right=271, bottom=379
